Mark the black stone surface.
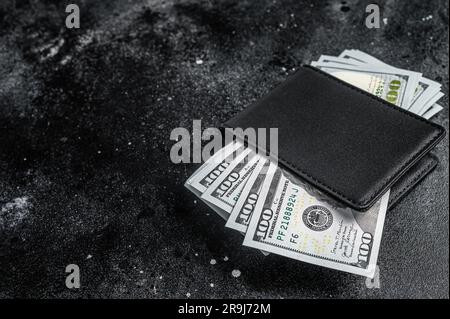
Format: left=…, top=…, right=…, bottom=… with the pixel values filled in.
left=0, top=0, right=448, bottom=298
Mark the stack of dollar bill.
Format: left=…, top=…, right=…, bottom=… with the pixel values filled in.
left=311, top=49, right=444, bottom=119
left=185, top=50, right=444, bottom=278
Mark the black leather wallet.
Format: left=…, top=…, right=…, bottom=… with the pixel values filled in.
left=225, top=65, right=445, bottom=212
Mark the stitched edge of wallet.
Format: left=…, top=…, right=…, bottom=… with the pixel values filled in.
left=388, top=157, right=437, bottom=208
left=269, top=65, right=445, bottom=209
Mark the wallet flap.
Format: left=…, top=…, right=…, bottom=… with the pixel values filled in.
left=225, top=65, right=445, bottom=211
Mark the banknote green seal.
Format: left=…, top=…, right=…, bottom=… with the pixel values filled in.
left=302, top=205, right=333, bottom=231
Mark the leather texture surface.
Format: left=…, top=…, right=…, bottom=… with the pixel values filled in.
left=225, top=65, right=445, bottom=211
left=387, top=154, right=437, bottom=209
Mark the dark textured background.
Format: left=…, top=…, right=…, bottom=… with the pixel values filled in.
left=0, top=0, right=448, bottom=298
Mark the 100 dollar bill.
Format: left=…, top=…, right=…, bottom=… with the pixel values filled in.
left=226, top=160, right=275, bottom=233
left=185, top=141, right=243, bottom=194
left=336, top=49, right=442, bottom=115
left=201, top=149, right=260, bottom=213
left=243, top=166, right=389, bottom=278
left=311, top=61, right=419, bottom=109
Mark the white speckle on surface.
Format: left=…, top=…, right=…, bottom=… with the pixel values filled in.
left=383, top=18, right=388, bottom=25
left=1, top=197, right=30, bottom=212
left=210, top=259, right=217, bottom=265
left=186, top=292, right=191, bottom=297
left=193, top=200, right=197, bottom=204
left=232, top=269, right=241, bottom=278
left=128, top=141, right=132, bottom=145
left=136, top=278, right=147, bottom=286
left=194, top=252, right=198, bottom=256
left=86, top=254, right=92, bottom=260
left=139, top=270, right=144, bottom=274
left=159, top=276, right=163, bottom=279
left=60, top=55, right=72, bottom=65
left=223, top=256, right=229, bottom=261
left=210, top=283, right=215, bottom=288
left=0, top=196, right=32, bottom=229
left=195, top=58, right=203, bottom=65
left=39, top=38, right=65, bottom=60
left=78, top=32, right=94, bottom=47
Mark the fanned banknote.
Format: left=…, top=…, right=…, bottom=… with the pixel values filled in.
left=185, top=141, right=243, bottom=195
left=201, top=149, right=259, bottom=213
left=226, top=160, right=275, bottom=233
left=314, top=49, right=444, bottom=118
left=242, top=165, right=389, bottom=278
left=310, top=61, right=420, bottom=109
left=185, top=141, right=245, bottom=220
